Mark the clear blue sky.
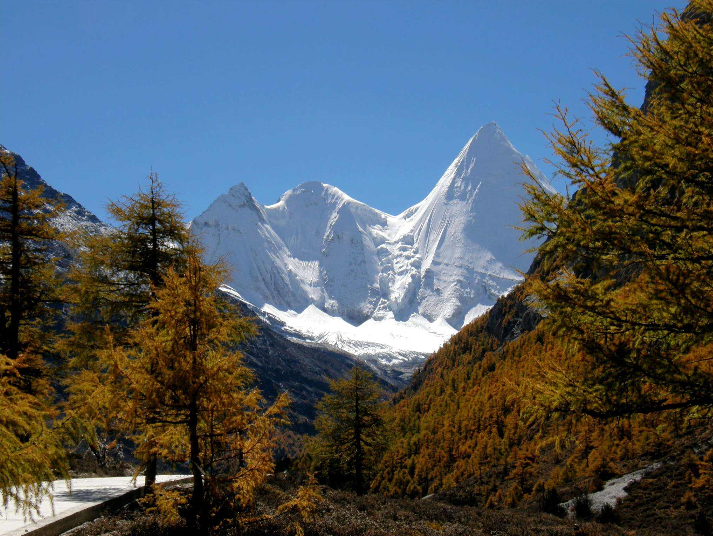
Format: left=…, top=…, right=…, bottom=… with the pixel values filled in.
left=1, top=0, right=685, bottom=222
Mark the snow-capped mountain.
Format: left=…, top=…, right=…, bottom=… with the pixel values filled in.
left=1, top=143, right=379, bottom=416
left=0, top=144, right=112, bottom=267
left=192, top=123, right=555, bottom=373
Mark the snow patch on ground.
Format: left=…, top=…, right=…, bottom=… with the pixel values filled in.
left=561, top=463, right=662, bottom=515
left=0, top=475, right=188, bottom=535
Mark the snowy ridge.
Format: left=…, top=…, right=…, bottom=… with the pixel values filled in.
left=193, top=124, right=554, bottom=371
left=219, top=284, right=445, bottom=374
left=0, top=144, right=112, bottom=270
left=262, top=304, right=457, bottom=368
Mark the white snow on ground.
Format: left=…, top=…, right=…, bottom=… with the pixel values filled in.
left=561, top=463, right=662, bottom=515
left=195, top=124, right=552, bottom=370
left=221, top=285, right=460, bottom=369
left=0, top=475, right=187, bottom=535
left=263, top=303, right=457, bottom=363
left=463, top=304, right=493, bottom=326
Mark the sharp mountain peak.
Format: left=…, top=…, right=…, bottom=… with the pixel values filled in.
left=191, top=123, right=552, bottom=372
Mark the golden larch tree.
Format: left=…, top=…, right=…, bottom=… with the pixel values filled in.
left=111, top=247, right=289, bottom=529
left=0, top=152, right=68, bottom=516
left=65, top=172, right=188, bottom=485
left=520, top=0, right=713, bottom=417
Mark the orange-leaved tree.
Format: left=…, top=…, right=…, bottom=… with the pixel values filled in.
left=64, top=172, right=188, bottom=485
left=0, top=151, right=68, bottom=515
left=521, top=0, right=713, bottom=418
left=110, top=246, right=289, bottom=529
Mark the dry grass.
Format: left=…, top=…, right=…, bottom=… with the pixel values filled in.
left=68, top=473, right=634, bottom=536
left=613, top=455, right=713, bottom=536
left=67, top=460, right=713, bottom=536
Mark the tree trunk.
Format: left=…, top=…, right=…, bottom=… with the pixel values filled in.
left=8, top=176, right=21, bottom=361
left=149, top=180, right=159, bottom=291
left=144, top=455, right=157, bottom=490
left=188, top=399, right=203, bottom=530
left=354, top=384, right=364, bottom=495
left=144, top=185, right=160, bottom=491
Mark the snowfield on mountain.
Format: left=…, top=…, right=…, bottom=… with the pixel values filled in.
left=192, top=123, right=554, bottom=372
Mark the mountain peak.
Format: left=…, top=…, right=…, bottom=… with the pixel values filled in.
left=293, top=181, right=350, bottom=197
left=477, top=121, right=506, bottom=140
left=290, top=181, right=333, bottom=197
left=465, top=122, right=515, bottom=153
left=296, top=180, right=327, bottom=190
left=479, top=121, right=502, bottom=133
left=432, top=123, right=520, bottom=195
left=193, top=129, right=550, bottom=370
left=229, top=182, right=253, bottom=200
left=272, top=181, right=354, bottom=209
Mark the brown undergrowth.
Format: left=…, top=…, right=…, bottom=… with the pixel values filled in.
left=66, top=472, right=657, bottom=536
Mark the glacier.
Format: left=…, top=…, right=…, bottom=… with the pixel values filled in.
left=192, top=123, right=555, bottom=374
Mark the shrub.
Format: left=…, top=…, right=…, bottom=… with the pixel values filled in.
left=573, top=494, right=593, bottom=521
left=504, top=484, right=523, bottom=507
left=539, top=486, right=565, bottom=517
left=682, top=490, right=699, bottom=510
left=597, top=503, right=618, bottom=524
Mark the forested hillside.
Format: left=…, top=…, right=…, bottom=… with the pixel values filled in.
left=374, top=2, right=713, bottom=532
left=374, top=287, right=711, bottom=506
left=2, top=1, right=712, bottom=534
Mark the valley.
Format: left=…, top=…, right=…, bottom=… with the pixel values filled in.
left=1, top=2, right=712, bottom=535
